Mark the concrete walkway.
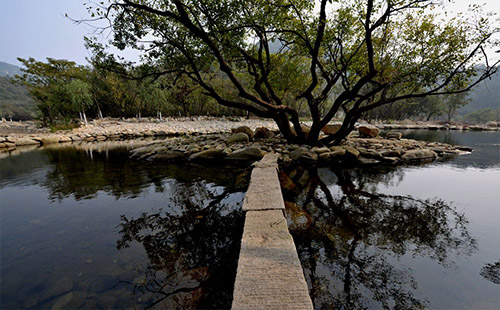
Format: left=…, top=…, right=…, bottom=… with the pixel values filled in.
left=232, top=154, right=313, bottom=310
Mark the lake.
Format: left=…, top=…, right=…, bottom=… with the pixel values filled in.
left=0, top=144, right=250, bottom=309
left=1, top=130, right=499, bottom=309
left=281, top=130, right=500, bottom=309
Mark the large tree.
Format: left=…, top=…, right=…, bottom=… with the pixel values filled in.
left=88, top=0, right=499, bottom=145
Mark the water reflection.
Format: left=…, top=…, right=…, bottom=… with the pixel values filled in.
left=0, top=146, right=249, bottom=309
left=280, top=166, right=477, bottom=309
left=480, top=261, right=500, bottom=285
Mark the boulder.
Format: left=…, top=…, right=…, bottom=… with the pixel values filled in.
left=40, top=136, right=61, bottom=145
left=401, top=149, right=437, bottom=162
left=329, top=146, right=346, bottom=158
left=0, top=141, right=16, bottom=148
left=227, top=132, right=249, bottom=145
left=386, top=131, right=403, bottom=140
left=311, top=146, right=330, bottom=154
left=486, top=121, right=498, bottom=128
left=254, top=127, right=275, bottom=140
left=15, top=138, right=40, bottom=146
left=291, top=124, right=310, bottom=139
left=289, top=147, right=318, bottom=162
left=343, top=146, right=360, bottom=160
left=59, top=136, right=72, bottom=143
left=321, top=123, right=342, bottom=135
left=226, top=147, right=265, bottom=161
left=382, top=149, right=402, bottom=157
left=189, top=149, right=225, bottom=161
left=232, top=126, right=254, bottom=140
left=358, top=125, right=380, bottom=138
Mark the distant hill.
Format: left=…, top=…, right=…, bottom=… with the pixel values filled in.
left=0, top=61, right=36, bottom=120
left=459, top=68, right=500, bottom=115
left=0, top=61, right=22, bottom=77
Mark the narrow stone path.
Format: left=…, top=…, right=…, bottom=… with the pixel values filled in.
left=232, top=154, right=313, bottom=310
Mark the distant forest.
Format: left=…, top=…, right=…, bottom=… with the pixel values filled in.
left=0, top=60, right=498, bottom=123
left=0, top=61, right=36, bottom=120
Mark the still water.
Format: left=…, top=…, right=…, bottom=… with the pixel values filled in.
left=0, top=143, right=250, bottom=309
left=282, top=130, right=500, bottom=309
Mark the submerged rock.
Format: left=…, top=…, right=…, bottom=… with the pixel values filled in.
left=148, top=150, right=185, bottom=161
left=40, top=277, right=73, bottom=302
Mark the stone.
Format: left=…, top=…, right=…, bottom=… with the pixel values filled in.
left=51, top=291, right=87, bottom=310
left=59, top=136, right=72, bottom=143
left=226, top=147, right=265, bottom=161
left=329, top=146, right=346, bottom=157
left=227, top=132, right=250, bottom=145
left=130, top=145, right=160, bottom=158
left=40, top=277, right=73, bottom=301
left=232, top=126, right=254, bottom=140
left=343, top=146, right=360, bottom=160
left=289, top=147, right=318, bottom=162
left=0, top=141, right=15, bottom=148
left=232, top=210, right=313, bottom=310
left=148, top=150, right=185, bottom=161
left=284, top=201, right=312, bottom=231
left=318, top=152, right=331, bottom=161
left=321, top=123, right=342, bottom=135
left=278, top=171, right=300, bottom=195
left=486, top=121, right=498, bottom=127
left=381, top=149, right=402, bottom=157
left=358, top=125, right=380, bottom=138
left=23, top=296, right=39, bottom=308
left=40, top=136, right=61, bottom=145
left=357, top=156, right=380, bottom=165
left=189, top=149, right=225, bottom=161
left=386, top=131, right=403, bottom=140
left=382, top=156, right=400, bottom=164
left=15, top=138, right=40, bottom=146
left=311, top=146, right=330, bottom=154
left=254, top=127, right=275, bottom=140
left=401, top=149, right=437, bottom=162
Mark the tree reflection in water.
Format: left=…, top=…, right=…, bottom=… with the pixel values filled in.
left=32, top=147, right=250, bottom=309
left=280, top=166, right=477, bottom=310
left=113, top=179, right=246, bottom=309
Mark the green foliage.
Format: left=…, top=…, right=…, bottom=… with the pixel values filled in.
left=84, top=0, right=499, bottom=145
left=14, top=58, right=92, bottom=124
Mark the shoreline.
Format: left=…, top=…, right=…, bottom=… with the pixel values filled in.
left=0, top=118, right=487, bottom=168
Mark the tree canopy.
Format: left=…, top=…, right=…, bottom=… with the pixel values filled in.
left=86, top=0, right=499, bottom=145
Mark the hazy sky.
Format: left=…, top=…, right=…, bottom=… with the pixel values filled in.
left=1, top=0, right=498, bottom=66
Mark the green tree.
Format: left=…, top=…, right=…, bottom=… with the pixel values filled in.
left=88, top=0, right=499, bottom=145
left=65, top=79, right=93, bottom=123
left=14, top=58, right=91, bottom=124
